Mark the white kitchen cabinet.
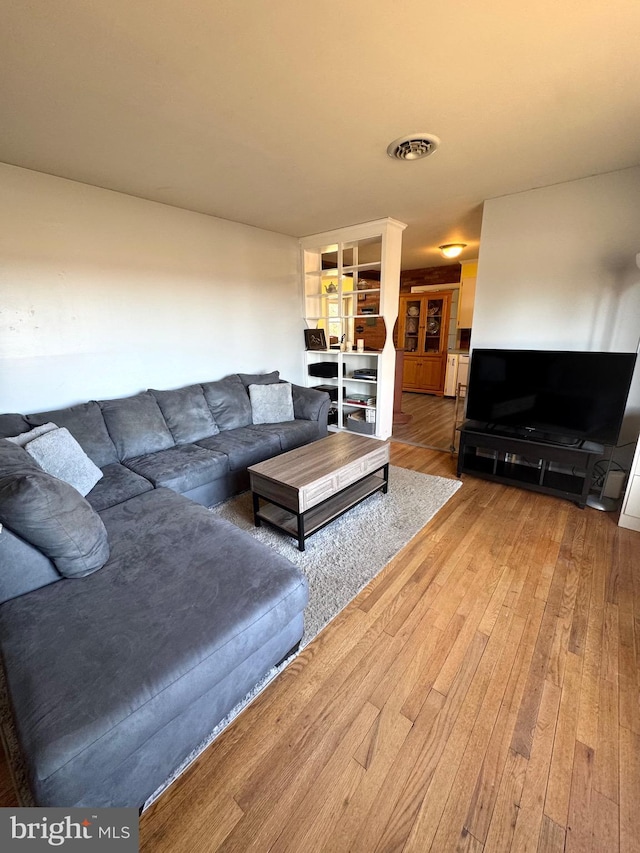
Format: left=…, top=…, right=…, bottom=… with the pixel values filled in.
left=444, top=353, right=459, bottom=396
left=619, top=437, right=640, bottom=532
left=457, top=354, right=470, bottom=390
left=444, top=352, right=470, bottom=397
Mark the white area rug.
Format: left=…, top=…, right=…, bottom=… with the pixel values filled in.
left=210, top=465, right=463, bottom=645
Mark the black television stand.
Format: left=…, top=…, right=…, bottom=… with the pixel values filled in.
left=457, top=421, right=603, bottom=508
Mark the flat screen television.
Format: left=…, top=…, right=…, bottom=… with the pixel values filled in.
left=466, top=349, right=637, bottom=445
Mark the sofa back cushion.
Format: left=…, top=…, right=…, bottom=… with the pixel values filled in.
left=26, top=401, right=118, bottom=467
left=99, top=393, right=175, bottom=460
left=237, top=370, right=281, bottom=388
left=0, top=413, right=30, bottom=439
left=201, top=377, right=252, bottom=431
left=0, top=440, right=109, bottom=578
left=150, top=385, right=219, bottom=444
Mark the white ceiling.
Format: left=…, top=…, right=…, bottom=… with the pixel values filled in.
left=2, top=0, right=639, bottom=269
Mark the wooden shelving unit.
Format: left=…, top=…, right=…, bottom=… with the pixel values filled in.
left=300, top=218, right=406, bottom=440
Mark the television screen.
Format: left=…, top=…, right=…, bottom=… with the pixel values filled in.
left=466, top=349, right=637, bottom=445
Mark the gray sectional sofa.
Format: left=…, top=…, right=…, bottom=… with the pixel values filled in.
left=0, top=372, right=329, bottom=808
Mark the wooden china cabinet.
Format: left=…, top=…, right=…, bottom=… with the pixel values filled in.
left=398, top=291, right=451, bottom=394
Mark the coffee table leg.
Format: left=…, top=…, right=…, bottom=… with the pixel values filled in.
left=297, top=513, right=306, bottom=552
left=382, top=463, right=389, bottom=494
left=252, top=491, right=261, bottom=527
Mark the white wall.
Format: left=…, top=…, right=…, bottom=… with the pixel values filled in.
left=0, top=164, right=303, bottom=413
left=473, top=166, right=640, bottom=447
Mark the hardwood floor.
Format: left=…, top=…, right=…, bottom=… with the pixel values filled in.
left=392, top=392, right=461, bottom=451
left=2, top=442, right=639, bottom=852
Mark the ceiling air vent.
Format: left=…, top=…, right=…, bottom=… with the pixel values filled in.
left=386, top=134, right=441, bottom=161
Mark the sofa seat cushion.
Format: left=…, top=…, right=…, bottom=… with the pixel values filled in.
left=86, top=463, right=154, bottom=512
left=0, top=488, right=308, bottom=807
left=196, top=426, right=282, bottom=471
left=124, top=444, right=229, bottom=493
left=250, top=419, right=322, bottom=452
left=99, top=393, right=175, bottom=460
left=150, top=385, right=219, bottom=444
left=26, top=401, right=118, bottom=467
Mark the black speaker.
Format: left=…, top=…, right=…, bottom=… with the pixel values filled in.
left=308, top=362, right=345, bottom=378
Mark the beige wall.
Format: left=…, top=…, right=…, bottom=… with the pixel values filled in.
left=0, top=164, right=303, bottom=413
left=473, top=166, right=640, bottom=446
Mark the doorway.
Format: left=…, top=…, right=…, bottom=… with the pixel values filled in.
left=391, top=262, right=475, bottom=452
left=392, top=390, right=464, bottom=452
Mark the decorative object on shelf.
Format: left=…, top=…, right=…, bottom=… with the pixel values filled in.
left=304, top=328, right=327, bottom=350
left=357, top=339, right=365, bottom=352
left=344, top=393, right=374, bottom=405
left=408, top=306, right=420, bottom=317
left=427, top=318, right=440, bottom=334
left=427, top=304, right=440, bottom=315
left=407, top=317, right=418, bottom=333
left=324, top=282, right=338, bottom=294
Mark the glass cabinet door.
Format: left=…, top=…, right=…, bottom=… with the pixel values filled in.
left=402, top=298, right=422, bottom=353
left=423, top=297, right=444, bottom=353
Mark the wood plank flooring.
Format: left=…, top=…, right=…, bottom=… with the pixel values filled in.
left=1, top=442, right=638, bottom=852
left=392, top=392, right=460, bottom=450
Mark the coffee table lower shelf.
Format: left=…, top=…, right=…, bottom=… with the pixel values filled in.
left=253, top=471, right=388, bottom=551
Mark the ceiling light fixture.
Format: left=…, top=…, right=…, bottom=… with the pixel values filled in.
left=387, top=134, right=440, bottom=161
left=439, top=243, right=467, bottom=259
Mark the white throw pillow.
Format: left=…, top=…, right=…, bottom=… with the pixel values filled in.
left=249, top=382, right=295, bottom=424
left=5, top=422, right=58, bottom=447
left=22, top=427, right=103, bottom=496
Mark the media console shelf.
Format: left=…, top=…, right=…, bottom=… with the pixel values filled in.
left=457, top=421, right=603, bottom=507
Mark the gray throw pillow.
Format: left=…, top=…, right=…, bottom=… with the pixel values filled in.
left=23, top=427, right=103, bottom=496
left=0, top=459, right=110, bottom=578
left=249, top=382, right=295, bottom=424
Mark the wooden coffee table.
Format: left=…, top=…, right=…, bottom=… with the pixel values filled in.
left=248, top=432, right=390, bottom=551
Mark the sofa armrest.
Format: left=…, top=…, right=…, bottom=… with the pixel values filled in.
left=291, top=384, right=330, bottom=435
left=0, top=527, right=61, bottom=604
